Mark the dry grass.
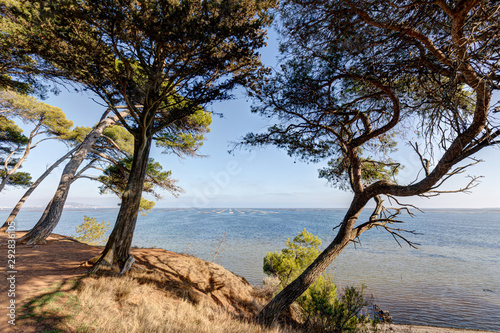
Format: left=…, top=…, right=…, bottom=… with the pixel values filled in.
left=18, top=271, right=300, bottom=333
left=16, top=269, right=477, bottom=333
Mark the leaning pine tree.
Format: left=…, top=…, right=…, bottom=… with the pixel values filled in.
left=13, top=107, right=210, bottom=243
left=241, top=0, right=500, bottom=325
left=3, top=0, right=275, bottom=271
left=14, top=109, right=127, bottom=244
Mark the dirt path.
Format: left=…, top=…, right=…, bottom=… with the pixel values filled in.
left=0, top=232, right=101, bottom=332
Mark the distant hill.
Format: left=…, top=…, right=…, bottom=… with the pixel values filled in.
left=63, top=202, right=115, bottom=209
left=0, top=202, right=116, bottom=210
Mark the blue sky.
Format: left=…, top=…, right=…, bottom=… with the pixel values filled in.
left=1, top=31, right=499, bottom=209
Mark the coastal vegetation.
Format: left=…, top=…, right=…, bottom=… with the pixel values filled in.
left=73, top=216, right=110, bottom=246
left=1, top=0, right=499, bottom=331
left=263, top=229, right=376, bottom=332
left=11, top=233, right=299, bottom=333
left=11, top=232, right=382, bottom=333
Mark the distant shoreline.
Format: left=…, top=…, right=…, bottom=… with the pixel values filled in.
left=1, top=207, right=500, bottom=211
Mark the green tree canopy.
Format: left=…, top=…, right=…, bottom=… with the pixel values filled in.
left=3, top=0, right=274, bottom=269
left=97, top=156, right=177, bottom=213
left=0, top=114, right=28, bottom=158
left=156, top=108, right=212, bottom=157
left=0, top=90, right=73, bottom=136
left=93, top=109, right=211, bottom=211
left=87, top=108, right=211, bottom=200
left=0, top=169, right=31, bottom=188
left=0, top=89, right=73, bottom=191
left=1, top=0, right=63, bottom=97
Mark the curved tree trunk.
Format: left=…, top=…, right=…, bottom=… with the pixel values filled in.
left=258, top=196, right=368, bottom=326
left=17, top=110, right=124, bottom=245
left=90, top=134, right=153, bottom=272
left=0, top=147, right=77, bottom=232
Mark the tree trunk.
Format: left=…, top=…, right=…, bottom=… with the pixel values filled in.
left=17, top=110, right=122, bottom=245
left=0, top=175, right=9, bottom=193
left=1, top=147, right=77, bottom=232
left=258, top=196, right=368, bottom=326
left=90, top=134, right=153, bottom=272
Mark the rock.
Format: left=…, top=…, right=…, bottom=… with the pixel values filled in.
left=373, top=304, right=393, bottom=323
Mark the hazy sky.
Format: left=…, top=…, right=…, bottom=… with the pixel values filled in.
left=1, top=31, right=499, bottom=210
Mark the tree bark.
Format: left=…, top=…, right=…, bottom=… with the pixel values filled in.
left=17, top=110, right=124, bottom=245
left=258, top=196, right=368, bottom=326
left=90, top=133, right=153, bottom=271
left=0, top=147, right=77, bottom=232
left=0, top=176, right=9, bottom=193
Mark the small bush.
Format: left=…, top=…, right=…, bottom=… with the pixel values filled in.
left=263, top=228, right=321, bottom=288
left=74, top=215, right=110, bottom=246
left=299, top=274, right=337, bottom=321
left=264, top=229, right=376, bottom=332
left=315, top=284, right=373, bottom=333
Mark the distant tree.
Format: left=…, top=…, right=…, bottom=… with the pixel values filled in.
left=96, top=156, right=174, bottom=199
left=0, top=90, right=73, bottom=192
left=4, top=0, right=274, bottom=271
left=96, top=156, right=177, bottom=214
left=243, top=0, right=500, bottom=325
left=89, top=108, right=211, bottom=212
left=86, top=126, right=175, bottom=208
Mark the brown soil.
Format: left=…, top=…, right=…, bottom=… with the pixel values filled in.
left=0, top=231, right=497, bottom=333
left=0, top=232, right=100, bottom=332
left=0, top=231, right=264, bottom=332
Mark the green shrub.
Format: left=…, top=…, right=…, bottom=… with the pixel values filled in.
left=323, top=285, right=373, bottom=333
left=74, top=216, right=110, bottom=246
left=299, top=274, right=337, bottom=320
left=263, top=228, right=321, bottom=288
left=263, top=229, right=375, bottom=332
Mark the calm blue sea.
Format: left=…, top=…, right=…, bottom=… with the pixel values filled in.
left=1, top=208, right=499, bottom=331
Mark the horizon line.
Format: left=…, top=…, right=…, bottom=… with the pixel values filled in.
left=2, top=206, right=500, bottom=210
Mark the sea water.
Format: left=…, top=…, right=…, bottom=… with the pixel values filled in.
left=1, top=208, right=499, bottom=331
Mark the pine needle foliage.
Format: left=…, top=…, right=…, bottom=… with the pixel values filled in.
left=264, top=229, right=374, bottom=332
left=74, top=216, right=110, bottom=246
